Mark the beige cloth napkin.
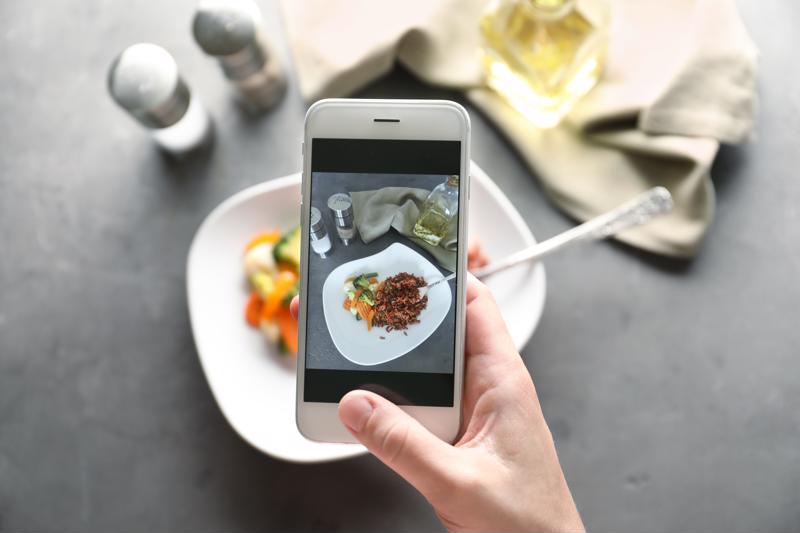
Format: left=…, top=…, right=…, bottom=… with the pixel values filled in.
left=350, top=187, right=458, bottom=271
left=281, top=0, right=758, bottom=257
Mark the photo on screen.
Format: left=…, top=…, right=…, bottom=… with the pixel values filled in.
left=304, top=139, right=462, bottom=406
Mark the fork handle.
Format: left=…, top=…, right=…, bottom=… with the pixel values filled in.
left=472, top=187, right=674, bottom=280
left=427, top=271, right=457, bottom=289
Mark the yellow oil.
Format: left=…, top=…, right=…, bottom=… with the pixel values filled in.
left=413, top=175, right=459, bottom=246
left=480, top=0, right=608, bottom=128
left=413, top=204, right=451, bottom=246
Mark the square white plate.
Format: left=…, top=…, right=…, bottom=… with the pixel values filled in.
left=186, top=162, right=546, bottom=463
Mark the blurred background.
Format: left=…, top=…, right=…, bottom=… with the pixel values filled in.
left=1, top=0, right=799, bottom=531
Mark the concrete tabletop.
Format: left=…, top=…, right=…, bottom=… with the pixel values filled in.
left=1, top=1, right=797, bottom=531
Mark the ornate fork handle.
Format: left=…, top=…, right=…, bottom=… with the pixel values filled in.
left=473, top=187, right=674, bottom=280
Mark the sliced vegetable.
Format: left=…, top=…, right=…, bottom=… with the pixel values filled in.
left=259, top=320, right=280, bottom=343
left=276, top=260, right=297, bottom=273
left=358, top=291, right=374, bottom=306
left=354, top=274, right=376, bottom=290
left=273, top=226, right=301, bottom=267
left=261, top=271, right=298, bottom=321
left=275, top=307, right=299, bottom=354
left=356, top=301, right=370, bottom=322
left=250, top=271, right=275, bottom=300
left=281, top=279, right=300, bottom=306
left=244, top=242, right=277, bottom=277
left=277, top=338, right=290, bottom=353
left=245, top=230, right=281, bottom=253
left=245, top=292, right=263, bottom=327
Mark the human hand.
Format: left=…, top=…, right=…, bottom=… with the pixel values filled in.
left=290, top=277, right=583, bottom=532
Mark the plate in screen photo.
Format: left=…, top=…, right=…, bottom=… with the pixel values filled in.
left=321, top=242, right=453, bottom=366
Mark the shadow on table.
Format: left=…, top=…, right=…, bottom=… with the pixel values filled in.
left=710, top=143, right=750, bottom=199
left=155, top=134, right=216, bottom=184
left=607, top=240, right=694, bottom=274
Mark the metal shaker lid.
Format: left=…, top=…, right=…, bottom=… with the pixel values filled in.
left=107, top=43, right=190, bottom=129
left=310, top=207, right=326, bottom=237
left=192, top=0, right=266, bottom=80
left=192, top=0, right=260, bottom=56
left=327, top=193, right=353, bottom=220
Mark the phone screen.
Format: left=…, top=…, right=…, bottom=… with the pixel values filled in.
left=303, top=138, right=462, bottom=406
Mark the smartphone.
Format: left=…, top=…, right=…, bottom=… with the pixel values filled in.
left=295, top=99, right=470, bottom=443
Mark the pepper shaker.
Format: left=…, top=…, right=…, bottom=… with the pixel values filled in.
left=192, top=0, right=286, bottom=112
left=107, top=43, right=212, bottom=155
left=327, top=193, right=357, bottom=245
left=309, top=207, right=332, bottom=258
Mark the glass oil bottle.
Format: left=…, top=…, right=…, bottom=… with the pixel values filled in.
left=480, top=0, right=610, bottom=128
left=413, top=175, right=460, bottom=246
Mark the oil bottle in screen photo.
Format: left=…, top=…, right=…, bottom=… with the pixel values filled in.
left=413, top=174, right=460, bottom=246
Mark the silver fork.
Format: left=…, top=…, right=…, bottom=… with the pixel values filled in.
left=473, top=187, right=674, bottom=280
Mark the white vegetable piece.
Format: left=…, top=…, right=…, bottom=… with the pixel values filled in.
left=259, top=320, right=280, bottom=343
left=244, top=243, right=276, bottom=277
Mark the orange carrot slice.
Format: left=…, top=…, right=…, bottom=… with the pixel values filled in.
left=261, top=271, right=298, bottom=321
left=244, top=230, right=281, bottom=253
left=275, top=307, right=299, bottom=354
left=245, top=292, right=263, bottom=327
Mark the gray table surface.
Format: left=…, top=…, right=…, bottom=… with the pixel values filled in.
left=1, top=1, right=798, bottom=531
left=306, top=172, right=455, bottom=373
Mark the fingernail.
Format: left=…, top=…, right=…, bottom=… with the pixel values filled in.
left=339, top=395, right=373, bottom=433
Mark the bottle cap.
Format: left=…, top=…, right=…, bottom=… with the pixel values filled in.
left=107, top=44, right=191, bottom=129
left=327, top=193, right=354, bottom=221
left=192, top=0, right=266, bottom=80
left=310, top=207, right=327, bottom=238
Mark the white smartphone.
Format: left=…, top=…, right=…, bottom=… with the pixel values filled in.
left=295, top=99, right=471, bottom=443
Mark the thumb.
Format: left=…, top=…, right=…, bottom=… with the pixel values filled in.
left=339, top=390, right=459, bottom=497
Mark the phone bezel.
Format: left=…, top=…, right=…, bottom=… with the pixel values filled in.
left=296, top=99, right=470, bottom=444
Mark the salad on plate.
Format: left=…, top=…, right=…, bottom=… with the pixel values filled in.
left=242, top=227, right=301, bottom=355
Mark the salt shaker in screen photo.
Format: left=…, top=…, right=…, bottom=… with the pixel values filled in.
left=309, top=207, right=332, bottom=258
left=107, top=43, right=212, bottom=155
left=192, top=0, right=287, bottom=112
left=327, top=193, right=357, bottom=245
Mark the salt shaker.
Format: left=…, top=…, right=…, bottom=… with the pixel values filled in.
left=327, top=193, right=357, bottom=245
left=192, top=0, right=287, bottom=111
left=309, top=207, right=332, bottom=258
left=108, top=43, right=211, bottom=155
left=107, top=43, right=212, bottom=155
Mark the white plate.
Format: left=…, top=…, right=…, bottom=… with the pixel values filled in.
left=322, top=243, right=453, bottom=366
left=186, top=161, right=546, bottom=463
